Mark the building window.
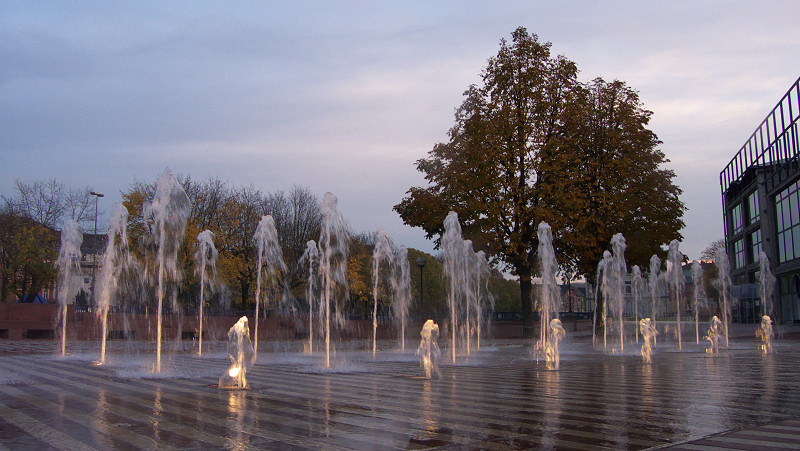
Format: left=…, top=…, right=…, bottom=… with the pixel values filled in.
left=731, top=203, right=743, bottom=234
left=776, top=180, right=800, bottom=263
left=750, top=229, right=762, bottom=264
left=734, top=238, right=746, bottom=269
left=747, top=191, right=760, bottom=225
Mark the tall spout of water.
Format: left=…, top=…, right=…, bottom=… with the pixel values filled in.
left=146, top=168, right=191, bottom=373
left=195, top=230, right=218, bottom=357
left=392, top=246, right=412, bottom=352
left=759, top=251, right=775, bottom=319
left=631, top=266, right=644, bottom=344
left=536, top=222, right=562, bottom=360
left=253, top=215, right=287, bottom=361
left=318, top=193, right=350, bottom=368
left=56, top=220, right=82, bottom=357
left=96, top=204, right=132, bottom=364
left=442, top=212, right=464, bottom=363
left=300, top=241, right=319, bottom=354
left=372, top=229, right=395, bottom=358
left=714, top=248, right=733, bottom=347
left=691, top=261, right=705, bottom=345
left=219, top=316, right=255, bottom=389
left=417, top=319, right=441, bottom=379
left=648, top=255, right=662, bottom=346
left=667, top=240, right=685, bottom=350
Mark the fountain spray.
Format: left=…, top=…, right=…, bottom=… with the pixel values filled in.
left=417, top=319, right=441, bottom=379
left=691, top=261, right=704, bottom=344
left=667, top=240, right=684, bottom=350
left=537, top=222, right=562, bottom=365
left=96, top=204, right=132, bottom=364
left=714, top=247, right=732, bottom=347
left=253, top=215, right=287, bottom=361
left=592, top=258, right=605, bottom=347
left=639, top=318, right=657, bottom=363
left=219, top=316, right=255, bottom=389
left=392, top=246, right=412, bottom=352
left=146, top=169, right=190, bottom=373
left=195, top=230, right=218, bottom=356
left=318, top=193, right=350, bottom=369
left=631, top=266, right=644, bottom=344
left=758, top=251, right=775, bottom=354
left=56, top=220, right=82, bottom=357
left=648, top=255, right=662, bottom=346
left=371, top=229, right=394, bottom=357
left=607, top=234, right=627, bottom=353
left=442, top=212, right=464, bottom=363
left=300, top=241, right=319, bottom=354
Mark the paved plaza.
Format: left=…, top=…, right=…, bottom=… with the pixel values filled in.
left=0, top=332, right=799, bottom=450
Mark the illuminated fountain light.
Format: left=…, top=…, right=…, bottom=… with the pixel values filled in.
left=756, top=315, right=774, bottom=355
left=219, top=316, right=255, bottom=389
left=706, top=316, right=724, bottom=355
left=417, top=320, right=441, bottom=379
left=639, top=318, right=657, bottom=364
left=545, top=319, right=566, bottom=370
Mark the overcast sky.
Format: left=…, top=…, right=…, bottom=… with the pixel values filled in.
left=2, top=1, right=799, bottom=264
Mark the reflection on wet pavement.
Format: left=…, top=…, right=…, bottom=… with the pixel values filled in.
left=0, top=340, right=799, bottom=449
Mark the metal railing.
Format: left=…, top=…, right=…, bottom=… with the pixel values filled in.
left=720, top=76, right=800, bottom=196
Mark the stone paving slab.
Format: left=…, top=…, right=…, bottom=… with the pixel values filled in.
left=0, top=339, right=799, bottom=449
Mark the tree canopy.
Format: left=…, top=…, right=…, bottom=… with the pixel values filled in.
left=394, top=27, right=685, bottom=331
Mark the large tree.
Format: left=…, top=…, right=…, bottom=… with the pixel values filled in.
left=394, top=27, right=684, bottom=333
left=555, top=78, right=685, bottom=277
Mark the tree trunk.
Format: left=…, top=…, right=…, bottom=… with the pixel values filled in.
left=518, top=264, right=534, bottom=338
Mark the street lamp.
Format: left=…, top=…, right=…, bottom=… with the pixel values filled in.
left=89, top=191, right=104, bottom=310
left=416, top=257, right=426, bottom=309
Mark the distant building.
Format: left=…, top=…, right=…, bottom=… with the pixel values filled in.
left=720, top=76, right=800, bottom=324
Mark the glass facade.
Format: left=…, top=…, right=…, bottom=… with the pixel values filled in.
left=731, top=203, right=743, bottom=234
left=747, top=191, right=759, bottom=224
left=776, top=180, right=800, bottom=263
left=733, top=238, right=746, bottom=269
left=749, top=229, right=762, bottom=263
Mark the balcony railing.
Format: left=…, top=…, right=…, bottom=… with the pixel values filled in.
left=720, top=76, right=800, bottom=196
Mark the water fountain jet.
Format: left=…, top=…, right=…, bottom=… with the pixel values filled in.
left=56, top=220, right=82, bottom=357
left=417, top=320, right=440, bottom=379
left=253, top=215, right=287, bottom=361
left=95, top=204, right=132, bottom=364
left=195, top=230, right=218, bottom=357
left=219, top=316, right=255, bottom=389
left=145, top=169, right=191, bottom=373
left=318, top=193, right=350, bottom=369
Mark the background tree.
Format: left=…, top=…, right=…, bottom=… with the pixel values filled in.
left=395, top=28, right=579, bottom=332
left=0, top=210, right=58, bottom=301
left=3, top=178, right=95, bottom=230
left=395, top=27, right=685, bottom=334
left=555, top=77, right=685, bottom=277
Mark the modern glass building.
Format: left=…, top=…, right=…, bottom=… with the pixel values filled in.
left=720, top=76, right=800, bottom=324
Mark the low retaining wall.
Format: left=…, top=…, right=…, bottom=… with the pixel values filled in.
left=0, top=303, right=592, bottom=341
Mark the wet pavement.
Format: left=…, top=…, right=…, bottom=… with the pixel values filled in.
left=0, top=335, right=798, bottom=450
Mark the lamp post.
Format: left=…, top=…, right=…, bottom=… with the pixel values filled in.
left=416, top=257, right=426, bottom=310
left=89, top=191, right=104, bottom=310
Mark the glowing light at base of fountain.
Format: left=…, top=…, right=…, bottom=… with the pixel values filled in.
left=417, top=320, right=441, bottom=379
left=706, top=316, right=723, bottom=354
left=219, top=316, right=255, bottom=389
left=756, top=315, right=774, bottom=355
left=639, top=318, right=657, bottom=364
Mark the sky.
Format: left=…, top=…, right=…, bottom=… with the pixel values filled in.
left=1, top=1, right=799, bottom=265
